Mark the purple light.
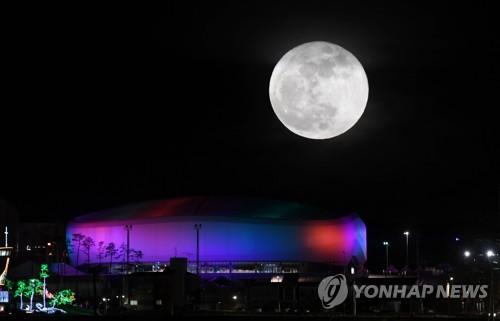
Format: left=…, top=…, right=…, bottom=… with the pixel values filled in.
left=66, top=214, right=367, bottom=266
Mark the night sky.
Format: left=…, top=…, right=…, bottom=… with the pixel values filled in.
left=2, top=1, right=499, bottom=269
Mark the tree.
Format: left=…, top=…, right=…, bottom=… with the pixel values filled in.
left=105, top=242, right=119, bottom=274
left=4, top=278, right=13, bottom=290
left=39, top=264, right=50, bottom=309
left=71, top=233, right=85, bottom=270
left=49, top=289, right=75, bottom=307
left=82, top=236, right=95, bottom=272
left=14, top=280, right=27, bottom=310
left=119, top=242, right=127, bottom=272
left=27, top=278, right=42, bottom=311
left=71, top=233, right=85, bottom=295
left=65, top=237, right=73, bottom=260
left=96, top=241, right=105, bottom=266
left=12, top=267, right=77, bottom=313
left=131, top=249, right=144, bottom=264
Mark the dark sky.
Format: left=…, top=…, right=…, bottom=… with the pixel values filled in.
left=2, top=1, right=499, bottom=267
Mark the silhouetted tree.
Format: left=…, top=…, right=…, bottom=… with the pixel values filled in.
left=131, top=249, right=144, bottom=264
left=105, top=242, right=119, bottom=274
left=71, top=233, right=85, bottom=295
left=65, top=237, right=73, bottom=261
left=96, top=241, right=105, bottom=266
left=82, top=236, right=95, bottom=272
left=118, top=242, right=129, bottom=273
left=71, top=233, right=85, bottom=270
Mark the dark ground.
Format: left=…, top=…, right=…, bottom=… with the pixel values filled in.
left=0, top=311, right=490, bottom=321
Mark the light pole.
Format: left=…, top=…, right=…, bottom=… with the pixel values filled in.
left=404, top=231, right=409, bottom=270
left=125, top=225, right=133, bottom=274
left=46, top=242, right=51, bottom=263
left=383, top=242, right=389, bottom=275
left=194, top=224, right=202, bottom=276
left=486, top=250, right=494, bottom=321
left=276, top=275, right=281, bottom=313
left=462, top=250, right=471, bottom=315
left=351, top=267, right=356, bottom=316
left=123, top=225, right=133, bottom=308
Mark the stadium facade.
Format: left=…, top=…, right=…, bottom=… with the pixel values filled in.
left=66, top=196, right=367, bottom=275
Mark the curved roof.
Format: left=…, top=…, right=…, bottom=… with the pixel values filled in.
left=73, top=196, right=342, bottom=223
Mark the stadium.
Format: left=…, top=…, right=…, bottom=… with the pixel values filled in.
left=66, top=196, right=367, bottom=276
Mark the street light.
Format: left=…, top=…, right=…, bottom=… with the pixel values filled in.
left=125, top=225, right=133, bottom=273
left=102, top=297, right=110, bottom=313
left=404, top=231, right=409, bottom=270
left=486, top=250, right=495, bottom=321
left=46, top=242, right=52, bottom=263
left=351, top=267, right=356, bottom=316
left=124, top=225, right=133, bottom=308
left=276, top=275, right=281, bottom=313
left=194, top=224, right=202, bottom=275
left=383, top=242, right=389, bottom=275
left=464, top=251, right=471, bottom=258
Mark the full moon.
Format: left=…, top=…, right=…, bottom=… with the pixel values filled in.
left=269, top=41, right=369, bottom=139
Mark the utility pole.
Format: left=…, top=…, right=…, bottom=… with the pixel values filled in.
left=194, top=224, right=202, bottom=275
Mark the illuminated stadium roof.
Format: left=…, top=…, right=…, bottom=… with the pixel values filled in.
left=67, top=196, right=367, bottom=267
left=74, top=196, right=335, bottom=222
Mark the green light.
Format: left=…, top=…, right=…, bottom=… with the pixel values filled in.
left=383, top=241, right=389, bottom=246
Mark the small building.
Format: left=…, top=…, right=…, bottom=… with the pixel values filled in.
left=123, top=258, right=200, bottom=312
